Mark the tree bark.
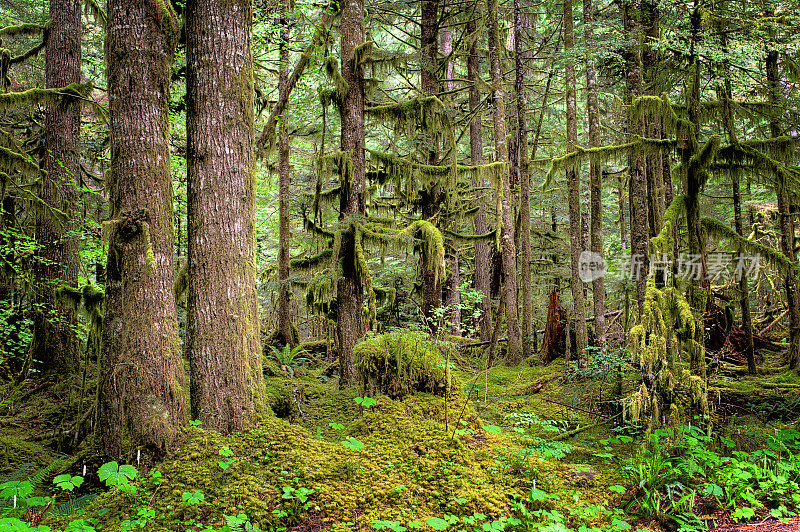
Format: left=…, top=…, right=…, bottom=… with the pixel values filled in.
left=514, top=0, right=532, bottom=359
left=337, top=0, right=366, bottom=383
left=186, top=0, right=267, bottom=433
left=420, top=0, right=443, bottom=324
left=488, top=0, right=522, bottom=363
left=583, top=0, right=604, bottom=346
left=100, top=0, right=187, bottom=461
left=276, top=0, right=295, bottom=346
left=32, top=0, right=81, bottom=376
left=564, top=0, right=588, bottom=364
left=467, top=15, right=491, bottom=342
left=767, top=47, right=800, bottom=369
left=623, top=0, right=649, bottom=319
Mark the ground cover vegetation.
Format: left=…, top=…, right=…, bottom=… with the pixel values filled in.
left=0, top=0, right=799, bottom=530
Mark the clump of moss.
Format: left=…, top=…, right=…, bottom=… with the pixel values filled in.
left=353, top=331, right=459, bottom=399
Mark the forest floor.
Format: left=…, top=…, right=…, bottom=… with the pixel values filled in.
left=2, top=347, right=800, bottom=532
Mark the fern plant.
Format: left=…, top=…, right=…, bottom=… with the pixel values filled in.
left=266, top=344, right=312, bottom=376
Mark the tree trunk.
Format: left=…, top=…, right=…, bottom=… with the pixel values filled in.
left=623, top=0, right=649, bottom=319
left=337, top=0, right=366, bottom=383
left=100, top=0, right=187, bottom=461
left=420, top=0, right=443, bottom=324
left=467, top=15, right=491, bottom=342
left=32, top=0, right=81, bottom=376
left=186, top=0, right=267, bottom=433
left=514, top=0, right=532, bottom=359
left=564, top=0, right=588, bottom=364
left=583, top=0, right=604, bottom=346
left=767, top=47, right=800, bottom=369
left=276, top=0, right=295, bottom=346
left=488, top=0, right=522, bottom=363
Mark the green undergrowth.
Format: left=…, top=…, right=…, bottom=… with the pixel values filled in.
left=38, top=368, right=624, bottom=532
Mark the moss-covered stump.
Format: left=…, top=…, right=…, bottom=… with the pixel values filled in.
left=353, top=331, right=459, bottom=399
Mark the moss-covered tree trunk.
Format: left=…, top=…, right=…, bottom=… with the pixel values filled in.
left=276, top=0, right=295, bottom=346
left=100, top=0, right=187, bottom=461
left=514, top=0, right=532, bottom=359
left=767, top=47, right=800, bottom=369
left=186, top=0, right=266, bottom=432
left=564, top=0, right=587, bottom=364
left=338, top=0, right=367, bottom=384
left=440, top=23, right=461, bottom=335
left=420, top=0, right=443, bottom=324
left=583, top=0, right=604, bottom=346
left=682, top=4, right=707, bottom=378
left=488, top=0, right=522, bottom=363
left=623, top=0, right=649, bottom=319
left=467, top=15, right=491, bottom=342
left=32, top=0, right=81, bottom=376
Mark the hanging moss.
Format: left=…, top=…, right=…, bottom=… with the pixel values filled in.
left=353, top=331, right=459, bottom=398
left=624, top=279, right=708, bottom=430
left=0, top=82, right=93, bottom=113
left=701, top=216, right=799, bottom=275
left=357, top=219, right=445, bottom=286
left=542, top=137, right=674, bottom=190
left=290, top=249, right=333, bottom=272
left=0, top=145, right=44, bottom=179
left=323, top=55, right=348, bottom=103
left=302, top=214, right=335, bottom=241
left=365, top=96, right=448, bottom=138
left=0, top=23, right=46, bottom=37
left=83, top=0, right=108, bottom=29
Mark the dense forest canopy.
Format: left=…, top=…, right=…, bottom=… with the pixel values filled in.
left=1, top=0, right=800, bottom=530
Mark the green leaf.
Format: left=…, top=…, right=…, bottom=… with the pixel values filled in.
left=0, top=480, right=33, bottom=499
left=608, top=485, right=626, bottom=494
left=610, top=518, right=631, bottom=530
left=328, top=422, right=345, bottom=430
left=703, top=483, right=723, bottom=498
left=219, top=446, right=234, bottom=457
left=482, top=424, right=502, bottom=434
left=426, top=517, right=449, bottom=530
left=182, top=490, right=205, bottom=504
left=54, top=474, right=84, bottom=492
left=97, top=462, right=137, bottom=487
left=342, top=436, right=365, bottom=451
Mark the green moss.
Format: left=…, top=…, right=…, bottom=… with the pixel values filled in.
left=353, top=332, right=459, bottom=399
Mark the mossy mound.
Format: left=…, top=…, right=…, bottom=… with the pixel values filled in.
left=353, top=331, right=459, bottom=399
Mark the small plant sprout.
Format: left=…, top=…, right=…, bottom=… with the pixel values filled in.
left=54, top=474, right=84, bottom=492
left=342, top=436, right=365, bottom=451
left=354, top=396, right=378, bottom=413
left=218, top=446, right=236, bottom=470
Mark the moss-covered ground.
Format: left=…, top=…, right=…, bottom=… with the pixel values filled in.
left=3, top=345, right=800, bottom=532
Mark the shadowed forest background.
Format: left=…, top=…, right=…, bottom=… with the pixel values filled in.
left=1, top=0, right=800, bottom=530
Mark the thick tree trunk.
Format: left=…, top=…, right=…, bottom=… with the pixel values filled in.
left=420, top=0, right=443, bottom=324
left=767, top=48, right=800, bottom=369
left=337, top=0, right=366, bottom=383
left=186, top=0, right=267, bottom=433
left=514, top=0, right=532, bottom=359
left=467, top=16, right=491, bottom=342
left=564, top=0, right=588, bottom=364
left=583, top=0, right=604, bottom=346
left=276, top=0, right=295, bottom=346
left=32, top=0, right=81, bottom=376
left=623, top=0, right=649, bottom=319
left=100, top=0, right=187, bottom=461
left=488, top=0, right=522, bottom=363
